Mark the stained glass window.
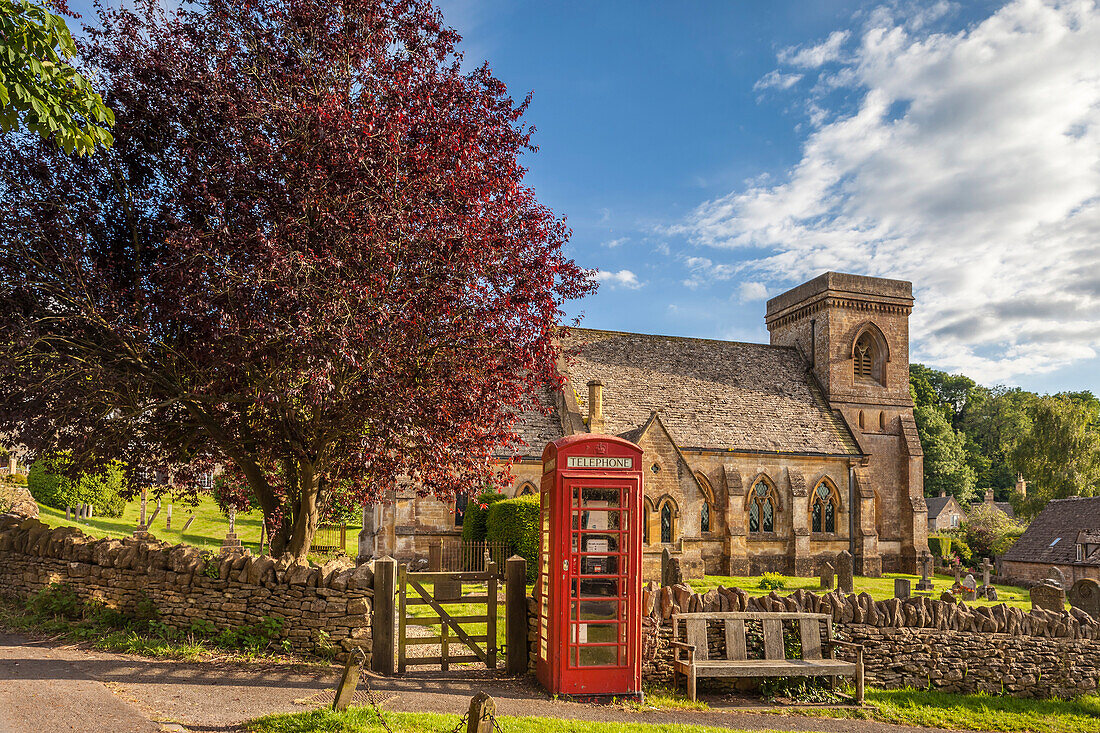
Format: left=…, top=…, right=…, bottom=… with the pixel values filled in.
left=749, top=480, right=775, bottom=534
left=661, top=503, right=672, bottom=543
left=700, top=502, right=710, bottom=533
left=811, top=480, right=838, bottom=533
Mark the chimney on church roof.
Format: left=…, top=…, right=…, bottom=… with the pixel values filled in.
left=587, top=379, right=605, bottom=433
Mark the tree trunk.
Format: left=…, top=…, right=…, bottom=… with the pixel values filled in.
left=284, top=458, right=321, bottom=564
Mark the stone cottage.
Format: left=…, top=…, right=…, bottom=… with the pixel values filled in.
left=360, top=272, right=928, bottom=579
left=1000, top=496, right=1100, bottom=584
left=927, top=493, right=966, bottom=532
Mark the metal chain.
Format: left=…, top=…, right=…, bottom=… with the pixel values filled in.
left=443, top=703, right=506, bottom=733
left=353, top=648, right=396, bottom=733
left=445, top=711, right=470, bottom=733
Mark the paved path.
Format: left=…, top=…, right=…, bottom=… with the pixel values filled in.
left=0, top=632, right=958, bottom=733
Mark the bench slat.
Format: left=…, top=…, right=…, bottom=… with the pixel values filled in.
left=692, top=659, right=856, bottom=678
left=763, top=618, right=785, bottom=660
left=724, top=618, right=746, bottom=660
left=685, top=618, right=708, bottom=662
left=799, top=617, right=822, bottom=660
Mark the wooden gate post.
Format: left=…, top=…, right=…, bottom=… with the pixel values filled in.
left=429, top=540, right=443, bottom=572
left=505, top=555, right=528, bottom=674
left=372, top=556, right=397, bottom=675
left=486, top=561, right=498, bottom=670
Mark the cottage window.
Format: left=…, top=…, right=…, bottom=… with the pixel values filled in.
left=700, top=501, right=710, bottom=533
left=811, top=480, right=838, bottom=533
left=749, top=480, right=775, bottom=534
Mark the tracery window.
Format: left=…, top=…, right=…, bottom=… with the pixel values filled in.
left=853, top=328, right=885, bottom=385
left=811, top=480, right=838, bottom=533
left=661, top=503, right=673, bottom=543
left=700, top=501, right=710, bottom=533
left=748, top=480, right=775, bottom=534
left=454, top=494, right=468, bottom=527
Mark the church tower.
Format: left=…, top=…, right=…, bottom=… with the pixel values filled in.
left=765, top=272, right=926, bottom=574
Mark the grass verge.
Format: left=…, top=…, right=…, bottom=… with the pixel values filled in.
left=247, top=707, right=795, bottom=733
left=775, top=687, right=1100, bottom=733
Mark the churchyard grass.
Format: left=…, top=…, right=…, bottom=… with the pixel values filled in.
left=689, top=573, right=1037, bottom=610
left=776, top=688, right=1100, bottom=733
left=247, top=708, right=798, bottom=733
left=33, top=495, right=360, bottom=557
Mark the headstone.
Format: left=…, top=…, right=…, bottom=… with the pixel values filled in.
left=221, top=508, right=242, bottom=553
left=981, top=557, right=994, bottom=587
left=182, top=513, right=196, bottom=532
left=836, top=550, right=854, bottom=593
left=1030, top=583, right=1066, bottom=612
left=663, top=555, right=683, bottom=587
left=962, top=573, right=977, bottom=592
left=165, top=504, right=172, bottom=530
left=980, top=585, right=998, bottom=601
left=820, top=561, right=835, bottom=590
left=1068, top=578, right=1100, bottom=618
left=953, top=562, right=962, bottom=584
left=467, top=692, right=496, bottom=733
left=916, top=552, right=934, bottom=591
left=1047, top=566, right=1067, bottom=589
left=894, top=578, right=910, bottom=599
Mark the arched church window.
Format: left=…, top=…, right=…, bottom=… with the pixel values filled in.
left=700, top=501, right=710, bottom=533
left=661, top=503, right=673, bottom=543
left=811, top=480, right=839, bottom=533
left=854, top=333, right=875, bottom=380
left=454, top=494, right=468, bottom=527
left=748, top=480, right=775, bottom=534
left=853, top=327, right=886, bottom=385
left=518, top=482, right=535, bottom=496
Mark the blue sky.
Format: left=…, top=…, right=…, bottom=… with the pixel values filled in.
left=68, top=0, right=1100, bottom=393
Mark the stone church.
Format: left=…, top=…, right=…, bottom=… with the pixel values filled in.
left=360, top=272, right=929, bottom=578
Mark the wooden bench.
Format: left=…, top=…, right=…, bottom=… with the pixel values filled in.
left=671, top=611, right=864, bottom=703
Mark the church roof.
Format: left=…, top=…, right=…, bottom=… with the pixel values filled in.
left=558, top=328, right=860, bottom=456
left=1002, top=496, right=1100, bottom=567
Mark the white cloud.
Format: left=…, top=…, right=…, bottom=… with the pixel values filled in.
left=778, top=30, right=851, bottom=68
left=738, top=281, right=770, bottom=303
left=674, top=0, right=1100, bottom=383
left=603, top=237, right=629, bottom=248
left=754, top=70, right=804, bottom=92
left=589, top=269, right=644, bottom=289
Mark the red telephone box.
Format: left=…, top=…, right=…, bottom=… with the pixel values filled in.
left=535, top=434, right=643, bottom=698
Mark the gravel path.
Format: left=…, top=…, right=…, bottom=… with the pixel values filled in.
left=1, top=631, right=969, bottom=733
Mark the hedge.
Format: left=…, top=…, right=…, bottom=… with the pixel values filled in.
left=487, top=494, right=539, bottom=582
left=928, top=535, right=952, bottom=559
left=27, top=452, right=127, bottom=518
left=460, top=492, right=506, bottom=542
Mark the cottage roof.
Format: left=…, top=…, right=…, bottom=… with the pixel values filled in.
left=558, top=328, right=859, bottom=455
left=969, top=500, right=1016, bottom=519
left=1002, top=496, right=1100, bottom=567
left=926, top=495, right=960, bottom=519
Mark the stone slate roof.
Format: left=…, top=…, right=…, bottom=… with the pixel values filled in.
left=926, top=496, right=959, bottom=520
left=1002, top=497, right=1100, bottom=567
left=500, top=389, right=562, bottom=459
left=558, top=328, right=859, bottom=455
left=969, top=500, right=1016, bottom=519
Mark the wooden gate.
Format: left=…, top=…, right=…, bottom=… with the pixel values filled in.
left=398, top=563, right=498, bottom=672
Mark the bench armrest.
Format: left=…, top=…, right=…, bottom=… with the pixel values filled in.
left=669, top=641, right=695, bottom=663
left=828, top=640, right=862, bottom=650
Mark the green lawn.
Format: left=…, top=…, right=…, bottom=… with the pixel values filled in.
left=689, top=572, right=1039, bottom=610
left=33, top=496, right=360, bottom=557
left=247, top=708, right=797, bottom=733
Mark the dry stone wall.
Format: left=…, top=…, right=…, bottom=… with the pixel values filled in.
left=526, top=581, right=1100, bottom=698
left=0, top=514, right=373, bottom=661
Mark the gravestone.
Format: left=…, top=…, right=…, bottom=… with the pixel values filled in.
left=981, top=557, right=994, bottom=588
left=662, top=553, right=683, bottom=587
left=221, top=508, right=243, bottom=553
left=1068, top=578, right=1100, bottom=618
left=962, top=574, right=977, bottom=601
left=916, top=552, right=934, bottom=591
left=820, top=562, right=835, bottom=590
left=894, top=578, right=910, bottom=599
left=836, top=550, right=854, bottom=594
left=1047, top=566, right=1067, bottom=589
left=1031, top=583, right=1066, bottom=612
left=980, top=585, right=998, bottom=601
left=953, top=562, right=962, bottom=584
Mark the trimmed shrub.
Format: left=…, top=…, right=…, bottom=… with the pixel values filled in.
left=928, top=534, right=952, bottom=559
left=757, top=572, right=786, bottom=591
left=28, top=452, right=128, bottom=517
left=950, top=535, right=973, bottom=564
left=461, top=491, right=506, bottom=542
left=486, top=494, right=539, bottom=582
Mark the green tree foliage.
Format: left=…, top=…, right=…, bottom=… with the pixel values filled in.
left=460, top=492, right=506, bottom=542
left=27, top=451, right=126, bottom=516
left=1011, top=395, right=1100, bottom=518
left=928, top=535, right=952, bottom=559
left=914, top=405, right=976, bottom=504
left=486, top=494, right=539, bottom=582
left=961, top=387, right=1036, bottom=495
left=957, top=504, right=1023, bottom=559
left=0, top=0, right=114, bottom=153
left=909, top=364, right=978, bottom=428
